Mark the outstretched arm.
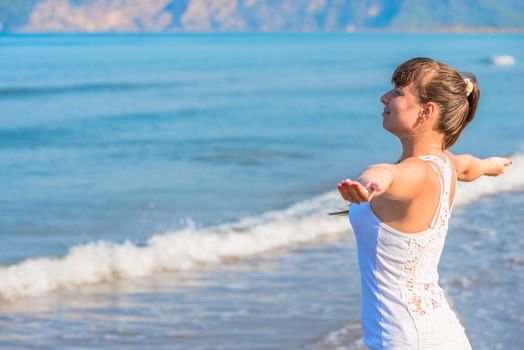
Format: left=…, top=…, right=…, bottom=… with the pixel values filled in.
left=446, top=151, right=512, bottom=182
left=337, top=158, right=427, bottom=204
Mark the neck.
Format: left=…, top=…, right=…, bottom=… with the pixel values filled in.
left=399, top=135, right=443, bottom=161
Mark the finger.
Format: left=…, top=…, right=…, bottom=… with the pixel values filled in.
left=505, top=158, right=512, bottom=166
left=338, top=182, right=351, bottom=201
left=346, top=184, right=364, bottom=204
left=342, top=181, right=359, bottom=203
left=341, top=181, right=362, bottom=204
left=337, top=183, right=351, bottom=201
left=351, top=182, right=370, bottom=202
left=348, top=181, right=366, bottom=204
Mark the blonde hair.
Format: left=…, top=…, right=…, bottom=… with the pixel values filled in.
left=392, top=57, right=480, bottom=149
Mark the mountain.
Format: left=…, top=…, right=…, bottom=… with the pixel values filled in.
left=1, top=0, right=524, bottom=33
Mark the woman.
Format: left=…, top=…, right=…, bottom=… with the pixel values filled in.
left=336, top=57, right=512, bottom=349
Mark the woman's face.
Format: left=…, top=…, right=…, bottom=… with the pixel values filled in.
left=380, top=83, right=424, bottom=136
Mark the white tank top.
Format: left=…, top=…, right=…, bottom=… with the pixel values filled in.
left=348, top=155, right=472, bottom=350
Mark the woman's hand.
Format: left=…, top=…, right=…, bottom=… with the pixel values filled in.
left=485, top=157, right=512, bottom=176
left=337, top=175, right=382, bottom=204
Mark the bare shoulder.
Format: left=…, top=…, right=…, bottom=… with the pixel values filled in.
left=369, top=157, right=427, bottom=173
left=366, top=157, right=427, bottom=183
left=397, top=157, right=430, bottom=185
left=398, top=156, right=428, bottom=168
left=379, top=157, right=429, bottom=200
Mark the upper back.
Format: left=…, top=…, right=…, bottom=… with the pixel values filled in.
left=369, top=153, right=457, bottom=234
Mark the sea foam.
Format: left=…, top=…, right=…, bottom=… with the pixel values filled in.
left=1, top=150, right=523, bottom=301
left=489, top=55, right=516, bottom=66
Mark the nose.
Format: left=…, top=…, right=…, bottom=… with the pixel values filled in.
left=380, top=91, right=390, bottom=106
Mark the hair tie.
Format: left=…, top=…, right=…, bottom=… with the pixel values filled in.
left=464, top=78, right=474, bottom=97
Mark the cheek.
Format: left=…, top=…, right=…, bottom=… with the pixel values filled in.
left=389, top=98, right=403, bottom=113
left=390, top=100, right=413, bottom=123
left=383, top=102, right=412, bottom=131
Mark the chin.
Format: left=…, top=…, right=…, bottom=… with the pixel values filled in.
left=382, top=119, right=392, bottom=132
left=382, top=122, right=402, bottom=137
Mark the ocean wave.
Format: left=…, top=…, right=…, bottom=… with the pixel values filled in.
left=0, top=191, right=348, bottom=301
left=0, top=81, right=187, bottom=98
left=0, top=150, right=523, bottom=301
left=306, top=321, right=365, bottom=350
left=488, top=55, right=516, bottom=66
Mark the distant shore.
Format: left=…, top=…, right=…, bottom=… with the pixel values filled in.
left=3, top=27, right=524, bottom=35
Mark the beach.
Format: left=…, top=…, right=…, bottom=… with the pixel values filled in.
left=0, top=34, right=523, bottom=349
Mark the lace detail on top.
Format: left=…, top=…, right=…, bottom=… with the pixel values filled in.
left=399, top=155, right=458, bottom=336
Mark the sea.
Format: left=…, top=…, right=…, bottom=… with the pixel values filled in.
left=0, top=33, right=523, bottom=349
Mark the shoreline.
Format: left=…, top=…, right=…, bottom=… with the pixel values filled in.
left=3, top=29, right=524, bottom=36
left=1, top=190, right=522, bottom=349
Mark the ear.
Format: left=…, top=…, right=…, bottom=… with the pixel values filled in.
left=420, top=102, right=437, bottom=121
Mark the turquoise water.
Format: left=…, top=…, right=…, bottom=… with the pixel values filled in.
left=0, top=34, right=523, bottom=349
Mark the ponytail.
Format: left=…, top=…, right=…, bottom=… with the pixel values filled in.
left=442, top=72, right=480, bottom=149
